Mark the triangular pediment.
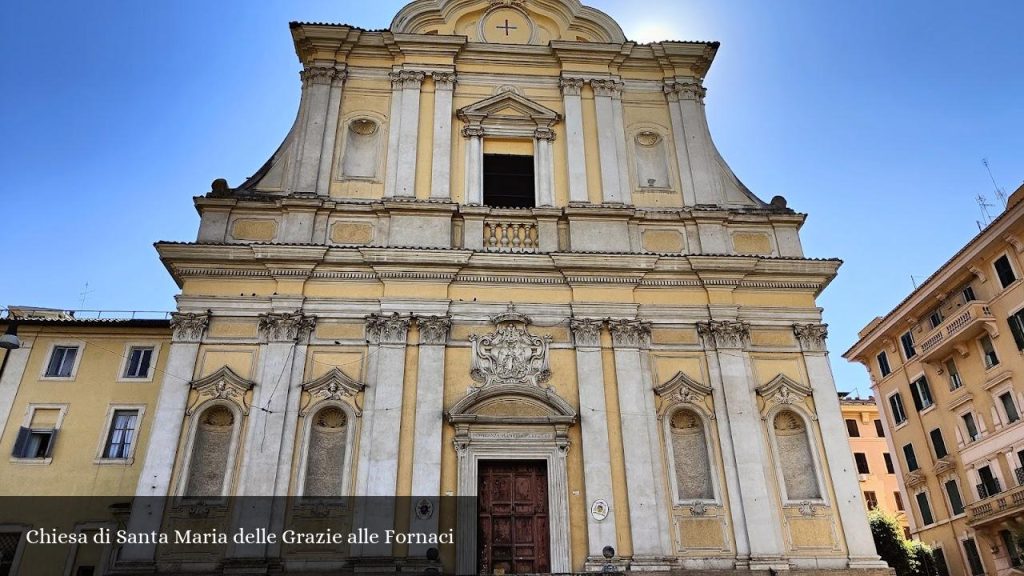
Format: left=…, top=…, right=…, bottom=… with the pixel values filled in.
left=186, top=366, right=256, bottom=415
left=655, top=371, right=711, bottom=399
left=755, top=374, right=814, bottom=416
left=458, top=91, right=560, bottom=127
left=300, top=368, right=366, bottom=415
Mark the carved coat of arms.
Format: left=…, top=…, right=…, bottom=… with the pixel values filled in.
left=470, top=305, right=551, bottom=387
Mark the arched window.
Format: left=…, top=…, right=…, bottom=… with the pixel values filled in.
left=341, top=119, right=380, bottom=179
left=184, top=405, right=234, bottom=497
left=669, top=408, right=713, bottom=500
left=303, top=406, right=349, bottom=496
left=773, top=410, right=821, bottom=500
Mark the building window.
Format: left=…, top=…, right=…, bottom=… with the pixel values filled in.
left=981, top=334, right=1000, bottom=368
left=962, top=412, right=980, bottom=442
left=945, top=479, right=965, bottom=516
left=1001, top=530, right=1023, bottom=568
left=995, top=254, right=1017, bottom=288
left=1000, top=391, right=1020, bottom=424
left=874, top=419, right=885, bottom=438
left=483, top=154, right=535, bottom=208
left=933, top=547, right=950, bottom=576
left=903, top=443, right=919, bottom=472
left=1010, top=309, right=1024, bottom=350
left=846, top=419, right=860, bottom=437
left=915, top=491, right=934, bottom=525
left=45, top=345, right=78, bottom=378
left=855, top=452, right=870, bottom=474
left=102, top=410, right=138, bottom=459
left=910, top=376, right=934, bottom=411
left=944, top=359, right=963, bottom=391
left=889, top=393, right=908, bottom=425
left=0, top=531, right=25, bottom=575
left=184, top=405, right=235, bottom=497
left=11, top=406, right=64, bottom=461
left=884, top=452, right=895, bottom=474
left=930, top=428, right=948, bottom=459
left=667, top=409, right=714, bottom=501
left=893, top=491, right=904, bottom=511
left=772, top=410, right=821, bottom=500
left=900, top=331, right=916, bottom=360
left=963, top=285, right=977, bottom=302
left=864, top=490, right=878, bottom=510
left=928, top=310, right=944, bottom=329
left=963, top=537, right=985, bottom=576
left=303, top=406, right=350, bottom=497
left=978, top=464, right=1001, bottom=499
left=123, top=347, right=154, bottom=379
left=877, top=351, right=891, bottom=377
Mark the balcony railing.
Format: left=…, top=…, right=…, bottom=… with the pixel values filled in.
left=977, top=478, right=1002, bottom=500
left=968, top=478, right=1024, bottom=526
left=483, top=218, right=538, bottom=253
left=917, top=302, right=996, bottom=361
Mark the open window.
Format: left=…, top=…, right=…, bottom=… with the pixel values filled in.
left=483, top=154, right=535, bottom=208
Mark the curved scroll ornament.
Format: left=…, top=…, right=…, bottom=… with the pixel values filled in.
left=755, top=373, right=815, bottom=419
left=185, top=366, right=256, bottom=415
left=654, top=371, right=714, bottom=419
left=470, top=305, right=551, bottom=387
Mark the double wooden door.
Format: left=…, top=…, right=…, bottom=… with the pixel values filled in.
left=477, top=460, right=550, bottom=574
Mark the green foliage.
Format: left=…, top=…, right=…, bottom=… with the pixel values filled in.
left=868, top=508, right=937, bottom=576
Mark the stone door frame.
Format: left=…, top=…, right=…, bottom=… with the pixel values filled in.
left=455, top=427, right=571, bottom=575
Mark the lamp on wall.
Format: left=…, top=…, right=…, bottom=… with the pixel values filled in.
left=0, top=320, right=21, bottom=350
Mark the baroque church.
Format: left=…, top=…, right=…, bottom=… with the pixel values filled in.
left=91, top=0, right=888, bottom=573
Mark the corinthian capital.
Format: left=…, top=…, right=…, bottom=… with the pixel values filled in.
left=664, top=81, right=706, bottom=103
left=366, top=312, right=412, bottom=345
left=390, top=70, right=426, bottom=90
left=559, top=77, right=584, bottom=97
left=697, top=320, right=749, bottom=350
left=431, top=71, right=457, bottom=90
left=608, top=318, right=651, bottom=349
left=170, top=312, right=210, bottom=343
left=793, top=323, right=829, bottom=353
left=590, top=79, right=623, bottom=98
left=300, top=65, right=340, bottom=86
left=258, top=311, right=317, bottom=343
left=570, top=318, right=602, bottom=348
left=416, top=315, right=452, bottom=345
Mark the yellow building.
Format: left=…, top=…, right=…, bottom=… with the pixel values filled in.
left=840, top=396, right=910, bottom=536
left=0, top=1, right=892, bottom=574
left=846, top=184, right=1024, bottom=576
left=0, top=307, right=171, bottom=573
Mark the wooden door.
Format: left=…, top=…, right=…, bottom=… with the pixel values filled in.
left=477, top=460, right=550, bottom=574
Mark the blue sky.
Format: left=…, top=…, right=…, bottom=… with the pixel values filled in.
left=0, top=1, right=1021, bottom=393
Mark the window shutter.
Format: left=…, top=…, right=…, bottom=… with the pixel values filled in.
left=12, top=427, right=30, bottom=458
left=1010, top=314, right=1024, bottom=350
left=910, top=383, right=923, bottom=411
left=44, top=429, right=58, bottom=458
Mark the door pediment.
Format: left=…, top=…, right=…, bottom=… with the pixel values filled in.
left=457, top=90, right=560, bottom=137
left=447, top=384, right=576, bottom=426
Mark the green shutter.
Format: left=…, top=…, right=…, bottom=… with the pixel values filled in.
left=12, top=427, right=30, bottom=458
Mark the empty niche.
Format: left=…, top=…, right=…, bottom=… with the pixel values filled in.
left=340, top=118, right=380, bottom=179
left=303, top=406, right=349, bottom=496
left=185, top=405, right=234, bottom=497
left=670, top=409, right=713, bottom=500
left=773, top=410, right=821, bottom=500
left=634, top=130, right=671, bottom=190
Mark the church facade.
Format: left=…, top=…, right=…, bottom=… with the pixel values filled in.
left=0, top=0, right=890, bottom=574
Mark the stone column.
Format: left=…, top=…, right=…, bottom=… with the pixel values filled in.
left=591, top=79, right=627, bottom=204
left=534, top=127, right=555, bottom=207
left=560, top=77, right=588, bottom=204
left=316, top=69, right=348, bottom=195
left=609, top=319, right=672, bottom=565
left=396, top=71, right=425, bottom=197
left=663, top=83, right=696, bottom=206
left=698, top=320, right=786, bottom=569
left=463, top=126, right=485, bottom=205
left=232, top=311, right=315, bottom=560
left=384, top=72, right=404, bottom=198
left=353, top=312, right=411, bottom=557
left=120, top=312, right=208, bottom=563
left=665, top=81, right=724, bottom=206
left=292, top=65, right=344, bottom=195
left=795, top=324, right=885, bottom=568
left=409, top=314, right=451, bottom=555
left=570, top=319, right=619, bottom=566
left=430, top=72, right=456, bottom=199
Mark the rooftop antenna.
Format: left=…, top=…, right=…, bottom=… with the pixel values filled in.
left=977, top=193, right=995, bottom=226
left=78, top=282, right=94, bottom=309
left=983, top=158, right=1008, bottom=208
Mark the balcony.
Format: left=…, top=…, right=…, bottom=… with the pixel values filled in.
left=967, top=476, right=1024, bottom=527
left=461, top=207, right=560, bottom=254
left=917, top=302, right=998, bottom=362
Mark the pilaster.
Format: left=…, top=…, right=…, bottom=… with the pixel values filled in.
left=560, top=77, right=589, bottom=204
left=591, top=79, right=628, bottom=204
left=121, top=312, right=209, bottom=563
left=293, top=65, right=346, bottom=195
left=665, top=80, right=724, bottom=206
left=430, top=72, right=456, bottom=199
left=463, top=125, right=484, bottom=204
left=396, top=70, right=426, bottom=197
left=794, top=323, right=886, bottom=568
left=534, top=127, right=556, bottom=207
